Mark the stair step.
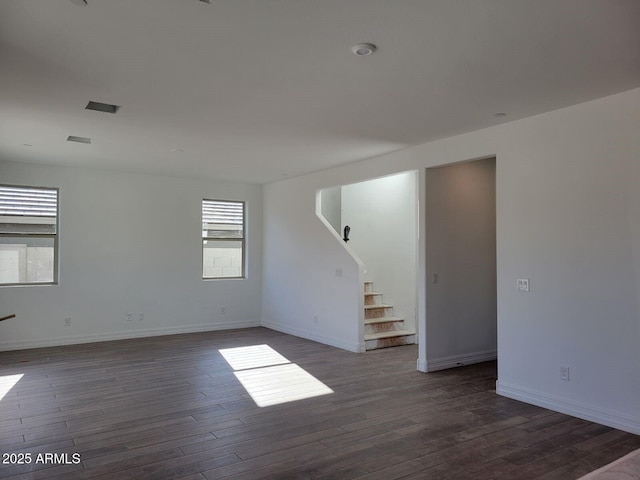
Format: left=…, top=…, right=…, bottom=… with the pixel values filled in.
left=364, top=317, right=403, bottom=325
left=365, top=330, right=416, bottom=350
left=364, top=330, right=414, bottom=341
left=365, top=304, right=394, bottom=319
left=364, top=291, right=384, bottom=306
left=365, top=316, right=406, bottom=334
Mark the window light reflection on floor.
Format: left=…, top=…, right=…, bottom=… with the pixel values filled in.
left=219, top=344, right=290, bottom=371
left=0, top=374, right=23, bottom=402
left=219, top=345, right=333, bottom=407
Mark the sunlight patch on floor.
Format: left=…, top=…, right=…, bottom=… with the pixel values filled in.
left=219, top=345, right=333, bottom=407
left=219, top=344, right=289, bottom=371
left=234, top=363, right=334, bottom=407
left=0, top=374, right=23, bottom=402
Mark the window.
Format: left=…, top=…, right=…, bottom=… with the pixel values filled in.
left=0, top=185, right=58, bottom=286
left=202, top=199, right=245, bottom=279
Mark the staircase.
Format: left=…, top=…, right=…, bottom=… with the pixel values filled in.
left=364, top=281, right=415, bottom=350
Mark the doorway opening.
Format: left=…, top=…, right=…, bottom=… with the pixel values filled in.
left=423, top=157, right=497, bottom=371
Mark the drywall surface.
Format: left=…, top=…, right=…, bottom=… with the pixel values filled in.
left=262, top=87, right=640, bottom=434
left=425, top=159, right=496, bottom=370
left=262, top=181, right=363, bottom=352
left=0, top=162, right=263, bottom=350
left=320, top=186, right=341, bottom=235
left=342, top=171, right=417, bottom=333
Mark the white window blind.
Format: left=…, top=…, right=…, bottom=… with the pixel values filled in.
left=202, top=200, right=244, bottom=238
left=0, top=186, right=57, bottom=217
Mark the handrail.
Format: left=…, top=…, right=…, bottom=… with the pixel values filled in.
left=0, top=314, right=16, bottom=322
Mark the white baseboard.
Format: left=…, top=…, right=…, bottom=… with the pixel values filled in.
left=497, top=380, right=640, bottom=436
left=261, top=320, right=362, bottom=353
left=426, top=349, right=497, bottom=372
left=0, top=319, right=261, bottom=352
left=417, top=358, right=428, bottom=372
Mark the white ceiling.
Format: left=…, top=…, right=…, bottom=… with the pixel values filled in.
left=1, top=1, right=639, bottom=184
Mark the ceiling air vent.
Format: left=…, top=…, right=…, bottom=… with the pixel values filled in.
left=85, top=101, right=120, bottom=114
left=67, top=135, right=92, bottom=144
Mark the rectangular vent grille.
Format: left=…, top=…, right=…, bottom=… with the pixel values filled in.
left=85, top=101, right=120, bottom=114
left=67, top=135, right=92, bottom=144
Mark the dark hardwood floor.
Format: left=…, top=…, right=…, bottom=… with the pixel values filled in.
left=0, top=327, right=638, bottom=479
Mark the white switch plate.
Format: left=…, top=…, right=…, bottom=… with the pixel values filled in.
left=560, top=366, right=570, bottom=381
left=517, top=278, right=530, bottom=292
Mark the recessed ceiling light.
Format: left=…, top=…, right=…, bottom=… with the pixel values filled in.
left=67, top=135, right=92, bottom=144
left=352, top=43, right=377, bottom=56
left=494, top=112, right=507, bottom=118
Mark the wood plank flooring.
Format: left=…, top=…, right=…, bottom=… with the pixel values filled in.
left=0, top=327, right=638, bottom=479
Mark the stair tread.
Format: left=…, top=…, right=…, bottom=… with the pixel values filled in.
left=364, top=317, right=404, bottom=324
left=364, top=304, right=393, bottom=309
left=364, top=330, right=415, bottom=340
left=364, top=292, right=382, bottom=296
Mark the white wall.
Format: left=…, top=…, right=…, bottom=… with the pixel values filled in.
left=0, top=161, right=263, bottom=350
left=342, top=172, right=417, bottom=333
left=261, top=180, right=364, bottom=352
left=425, top=159, right=496, bottom=370
left=262, top=87, right=640, bottom=434
left=319, top=186, right=341, bottom=235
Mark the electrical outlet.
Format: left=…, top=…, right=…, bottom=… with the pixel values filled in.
left=126, top=312, right=133, bottom=321
left=335, top=268, right=343, bottom=278
left=221, top=307, right=226, bottom=315
left=314, top=315, right=318, bottom=324
left=432, top=272, right=439, bottom=284
left=64, top=317, right=71, bottom=327
left=138, top=313, right=144, bottom=321
left=560, top=366, right=570, bottom=381
left=517, top=278, right=530, bottom=292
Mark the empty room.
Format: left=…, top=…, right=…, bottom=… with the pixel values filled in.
left=1, top=1, right=640, bottom=479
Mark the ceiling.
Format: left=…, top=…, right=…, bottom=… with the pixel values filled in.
left=1, top=1, right=639, bottom=184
